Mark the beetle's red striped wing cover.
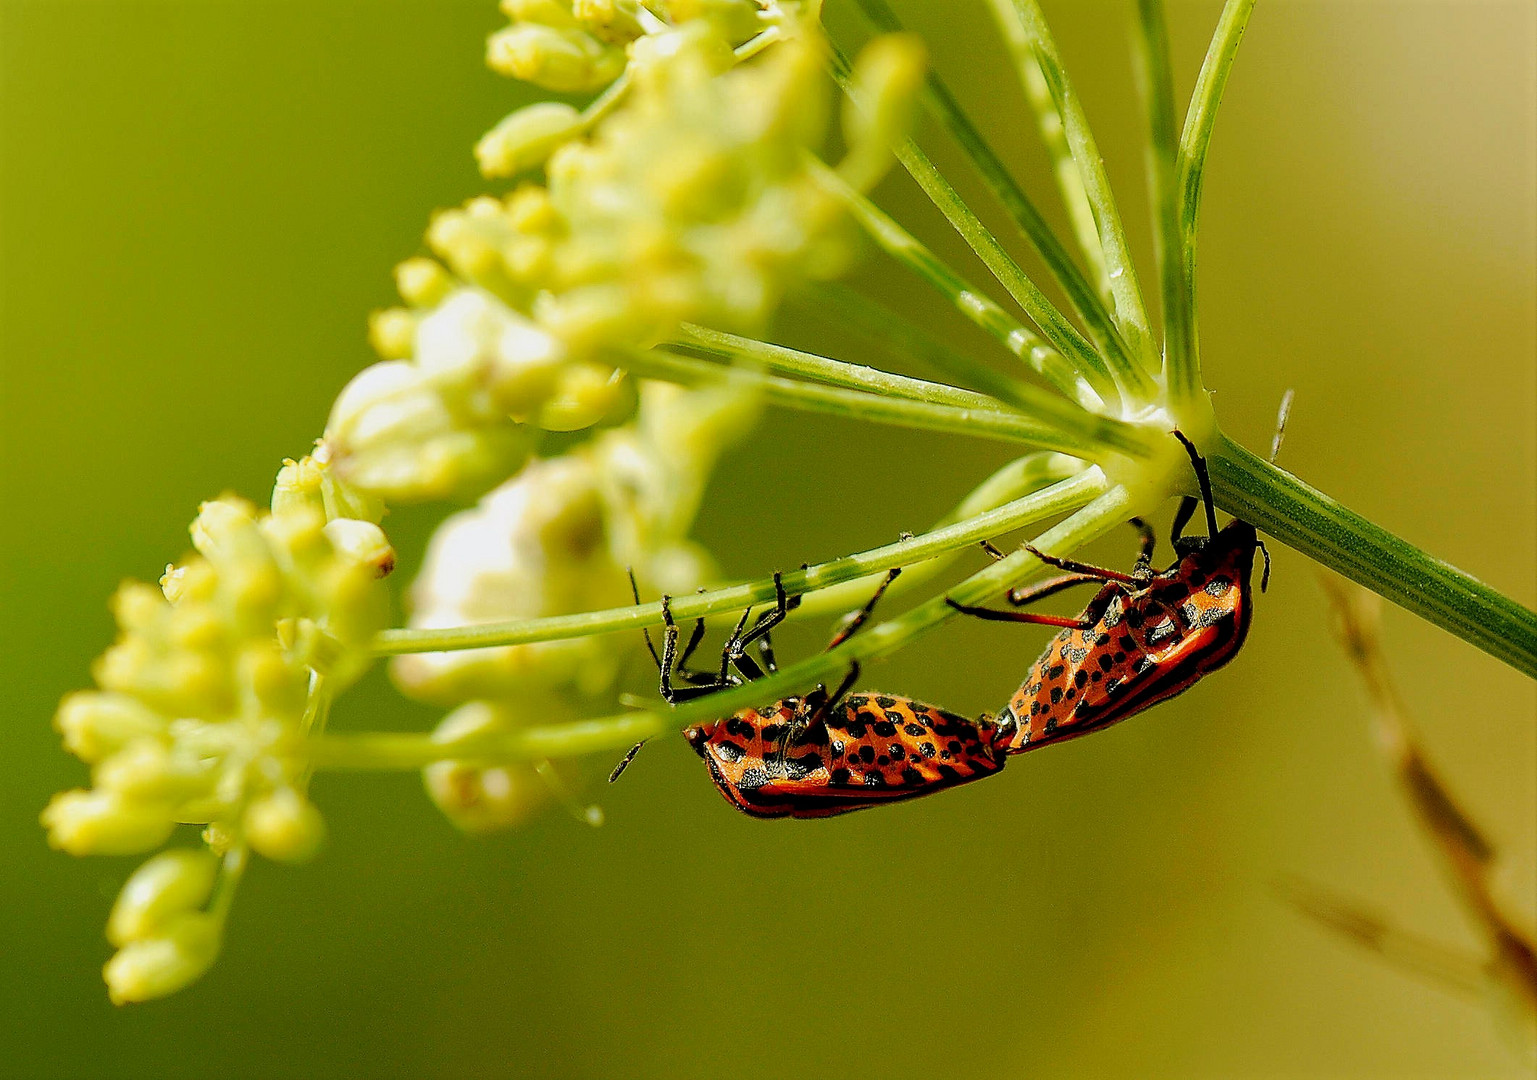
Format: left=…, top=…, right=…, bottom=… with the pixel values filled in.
left=1001, top=522, right=1258, bottom=753
left=686, top=693, right=1006, bottom=819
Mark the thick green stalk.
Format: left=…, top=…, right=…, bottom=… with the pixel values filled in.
left=1208, top=435, right=1537, bottom=678
left=990, top=0, right=1159, bottom=373
left=1133, top=0, right=1198, bottom=406
left=373, top=466, right=1105, bottom=655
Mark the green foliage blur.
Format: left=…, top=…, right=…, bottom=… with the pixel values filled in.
left=2, top=2, right=1532, bottom=1076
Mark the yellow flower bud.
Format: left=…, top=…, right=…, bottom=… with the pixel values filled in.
left=501, top=0, right=580, bottom=30
left=55, top=692, right=167, bottom=764
left=94, top=740, right=215, bottom=804
left=485, top=23, right=625, bottom=93
left=237, top=642, right=309, bottom=717
left=839, top=33, right=926, bottom=191
left=41, top=789, right=176, bottom=856
left=504, top=183, right=560, bottom=234
left=537, top=361, right=631, bottom=431
left=323, top=518, right=396, bottom=578
left=571, top=0, right=643, bottom=44
left=476, top=102, right=585, bottom=179
left=367, top=307, right=418, bottom=359
left=111, top=581, right=167, bottom=634
left=426, top=200, right=512, bottom=288
left=657, top=0, right=762, bottom=44
left=534, top=284, right=642, bottom=358
left=159, top=560, right=217, bottom=606
left=189, top=497, right=261, bottom=564
left=244, top=788, right=325, bottom=863
left=103, top=912, right=222, bottom=1005
left=271, top=456, right=327, bottom=518
left=394, top=257, right=455, bottom=308
left=106, top=849, right=219, bottom=947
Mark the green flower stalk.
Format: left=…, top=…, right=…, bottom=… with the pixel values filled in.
left=46, top=0, right=1535, bottom=1004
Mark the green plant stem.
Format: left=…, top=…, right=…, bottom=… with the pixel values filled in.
left=1133, top=0, right=1198, bottom=406
left=621, top=347, right=1140, bottom=457
left=990, top=0, right=1158, bottom=373
left=668, top=324, right=998, bottom=410
left=1208, top=435, right=1537, bottom=678
left=372, top=466, right=1106, bottom=655
left=1177, top=0, right=1256, bottom=405
left=671, top=311, right=1150, bottom=457
left=890, top=139, right=1135, bottom=403
left=324, top=487, right=1135, bottom=770
left=827, top=172, right=1103, bottom=410
left=803, top=281, right=1041, bottom=402
left=844, top=0, right=1132, bottom=387
left=802, top=282, right=1110, bottom=436
left=957, top=0, right=1111, bottom=301
left=1018, top=43, right=1110, bottom=303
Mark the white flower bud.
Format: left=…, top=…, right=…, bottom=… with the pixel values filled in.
left=423, top=702, right=547, bottom=833
left=323, top=518, right=396, bottom=578
left=244, top=788, right=325, bottom=863
left=107, top=849, right=219, bottom=947
left=325, top=360, right=533, bottom=502
left=414, top=289, right=566, bottom=416
left=476, top=102, right=585, bottom=179
left=41, top=789, right=176, bottom=856
left=103, top=912, right=222, bottom=1005
left=486, top=23, right=625, bottom=93
left=55, top=692, right=167, bottom=764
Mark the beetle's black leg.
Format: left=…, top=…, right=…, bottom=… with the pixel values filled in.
left=945, top=598, right=1096, bottom=629
left=1172, top=430, right=1220, bottom=541
left=628, top=567, right=663, bottom=674
left=826, top=568, right=900, bottom=651
left=1022, top=543, right=1140, bottom=585
left=1002, top=572, right=1107, bottom=606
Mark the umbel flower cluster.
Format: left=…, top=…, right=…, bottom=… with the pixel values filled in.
left=329, top=0, right=918, bottom=502
left=46, top=0, right=930, bottom=1002
left=45, top=480, right=391, bottom=1002
left=47, top=0, right=1534, bottom=1013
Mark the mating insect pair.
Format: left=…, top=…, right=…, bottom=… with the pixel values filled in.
left=628, top=431, right=1270, bottom=818
left=621, top=567, right=1014, bottom=818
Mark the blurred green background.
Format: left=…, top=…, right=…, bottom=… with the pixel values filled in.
left=2, top=1, right=1533, bottom=1076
